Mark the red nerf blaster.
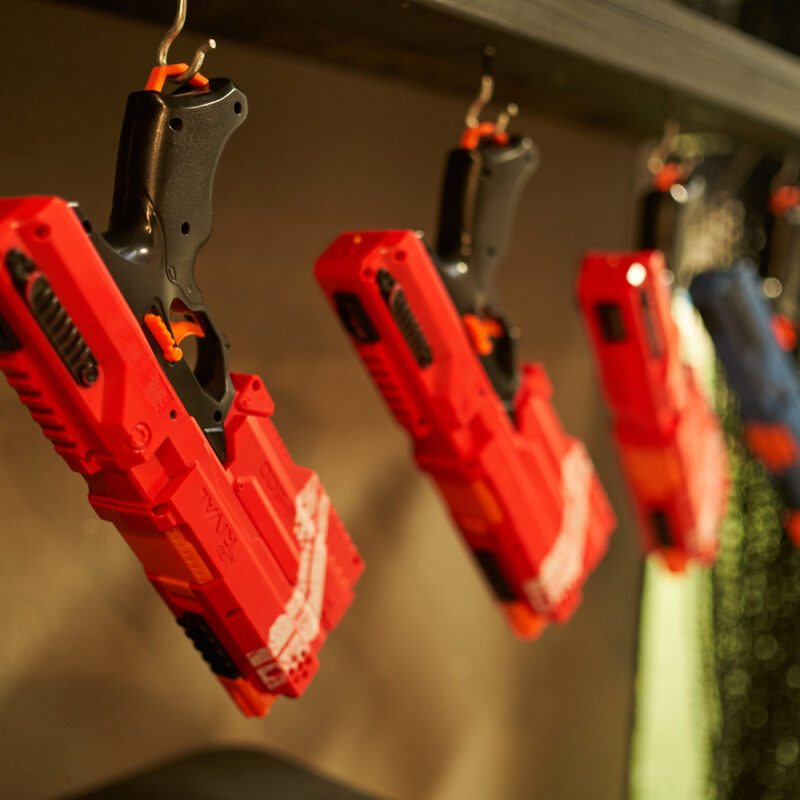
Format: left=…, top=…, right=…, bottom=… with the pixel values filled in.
left=315, top=81, right=615, bottom=637
left=577, top=251, right=729, bottom=571
left=0, top=45, right=362, bottom=715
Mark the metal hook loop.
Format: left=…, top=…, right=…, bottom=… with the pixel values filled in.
left=169, top=39, right=216, bottom=83
left=157, top=0, right=216, bottom=84
left=647, top=116, right=681, bottom=175
left=495, top=103, right=519, bottom=134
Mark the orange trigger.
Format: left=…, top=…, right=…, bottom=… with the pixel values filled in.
left=168, top=300, right=206, bottom=345
left=464, top=314, right=504, bottom=356
left=171, top=319, right=205, bottom=345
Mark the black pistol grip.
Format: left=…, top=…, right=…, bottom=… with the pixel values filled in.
left=106, top=78, right=247, bottom=308
left=92, top=78, right=248, bottom=462
left=435, top=135, right=538, bottom=313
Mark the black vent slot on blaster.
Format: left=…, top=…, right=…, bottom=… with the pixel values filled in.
left=376, top=269, right=433, bottom=367
left=5, top=249, right=98, bottom=386
left=333, top=291, right=380, bottom=343
left=0, top=309, right=20, bottom=352
left=639, top=289, right=662, bottom=358
left=595, top=302, right=627, bottom=342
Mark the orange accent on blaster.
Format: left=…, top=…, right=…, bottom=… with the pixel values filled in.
left=619, top=445, right=682, bottom=500
left=471, top=480, right=504, bottom=524
left=463, top=313, right=504, bottom=356
left=164, top=527, right=214, bottom=584
left=770, top=185, right=800, bottom=217
left=435, top=475, right=503, bottom=534
left=145, top=64, right=209, bottom=93
left=660, top=547, right=689, bottom=574
left=785, top=510, right=800, bottom=546
left=120, top=525, right=214, bottom=589
left=772, top=313, right=798, bottom=352
left=501, top=601, right=547, bottom=640
left=144, top=313, right=183, bottom=362
left=744, top=422, right=800, bottom=472
left=219, top=676, right=277, bottom=718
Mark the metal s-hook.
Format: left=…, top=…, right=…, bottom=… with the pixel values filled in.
left=464, top=46, right=522, bottom=137
left=647, top=117, right=682, bottom=176
left=156, top=0, right=216, bottom=84
left=465, top=45, right=496, bottom=128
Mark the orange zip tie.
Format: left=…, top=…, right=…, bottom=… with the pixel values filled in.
left=460, top=123, right=510, bottom=151
left=654, top=162, right=685, bottom=193
left=145, top=63, right=209, bottom=93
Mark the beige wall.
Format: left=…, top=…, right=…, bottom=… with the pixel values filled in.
left=0, top=2, right=642, bottom=798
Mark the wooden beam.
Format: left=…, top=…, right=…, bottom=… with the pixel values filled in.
left=54, top=0, right=800, bottom=147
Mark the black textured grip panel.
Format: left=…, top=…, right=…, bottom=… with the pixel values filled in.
left=595, top=302, right=627, bottom=343
left=376, top=269, right=433, bottom=368
left=435, top=136, right=538, bottom=309
left=177, top=613, right=241, bottom=680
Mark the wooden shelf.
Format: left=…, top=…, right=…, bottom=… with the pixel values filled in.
left=59, top=0, right=800, bottom=147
